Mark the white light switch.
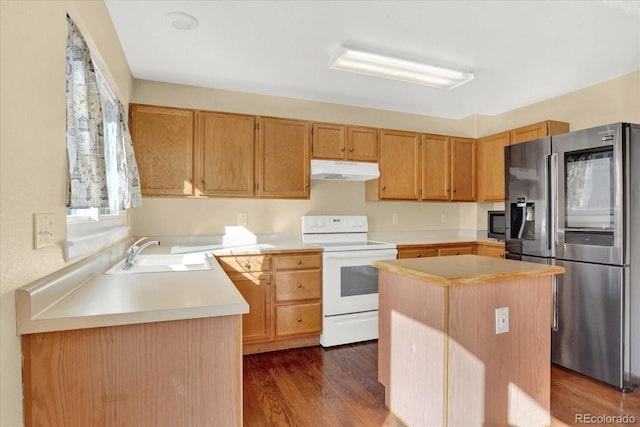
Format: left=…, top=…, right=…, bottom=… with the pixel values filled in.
left=392, top=213, right=399, bottom=224
left=237, top=212, right=248, bottom=227
left=34, top=213, right=54, bottom=249
left=495, top=307, right=509, bottom=334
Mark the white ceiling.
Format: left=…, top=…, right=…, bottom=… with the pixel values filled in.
left=105, top=0, right=640, bottom=119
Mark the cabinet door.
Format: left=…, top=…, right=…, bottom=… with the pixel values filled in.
left=130, top=104, right=194, bottom=196
left=421, top=134, right=450, bottom=201
left=198, top=112, right=255, bottom=197
left=312, top=123, right=345, bottom=160
left=509, top=121, right=569, bottom=145
left=477, top=132, right=509, bottom=201
left=378, top=130, right=421, bottom=200
left=258, top=117, right=310, bottom=199
left=450, top=137, right=476, bottom=201
left=478, top=244, right=506, bottom=258
left=229, top=272, right=272, bottom=342
left=347, top=126, right=378, bottom=162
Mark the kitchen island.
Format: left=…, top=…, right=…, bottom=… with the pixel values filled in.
left=373, top=255, right=564, bottom=427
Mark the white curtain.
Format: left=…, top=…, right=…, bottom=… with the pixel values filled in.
left=66, top=15, right=142, bottom=210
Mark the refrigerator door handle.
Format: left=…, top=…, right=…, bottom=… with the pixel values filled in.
left=549, top=153, right=559, bottom=257
left=551, top=274, right=558, bottom=331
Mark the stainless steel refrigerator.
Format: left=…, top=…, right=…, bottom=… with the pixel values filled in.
left=505, top=122, right=639, bottom=391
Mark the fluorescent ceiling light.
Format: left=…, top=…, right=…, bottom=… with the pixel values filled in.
left=329, top=46, right=474, bottom=90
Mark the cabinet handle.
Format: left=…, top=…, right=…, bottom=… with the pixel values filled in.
left=297, top=283, right=303, bottom=288
left=416, top=253, right=422, bottom=258
left=297, top=317, right=303, bottom=323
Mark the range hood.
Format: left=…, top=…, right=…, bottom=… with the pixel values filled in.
left=310, top=159, right=380, bottom=181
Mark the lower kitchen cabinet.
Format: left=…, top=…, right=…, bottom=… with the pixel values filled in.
left=22, top=316, right=243, bottom=427
left=477, top=242, right=506, bottom=258
left=397, top=244, right=476, bottom=259
left=217, top=251, right=322, bottom=354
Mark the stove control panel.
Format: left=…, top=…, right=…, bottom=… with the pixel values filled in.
left=301, top=215, right=368, bottom=234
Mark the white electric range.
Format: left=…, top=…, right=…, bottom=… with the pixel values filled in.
left=301, top=216, right=397, bottom=347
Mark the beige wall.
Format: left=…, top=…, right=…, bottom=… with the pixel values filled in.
left=1, top=0, right=639, bottom=425
left=0, top=2, right=132, bottom=426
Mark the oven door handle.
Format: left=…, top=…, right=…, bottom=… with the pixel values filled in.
left=323, top=250, right=397, bottom=261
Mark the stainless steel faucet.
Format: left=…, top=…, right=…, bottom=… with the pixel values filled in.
left=123, top=237, right=161, bottom=270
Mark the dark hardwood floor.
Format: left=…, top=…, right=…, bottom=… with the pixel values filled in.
left=243, top=341, right=640, bottom=426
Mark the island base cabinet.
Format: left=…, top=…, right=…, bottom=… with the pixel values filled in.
left=378, top=270, right=551, bottom=427
left=22, top=316, right=242, bottom=427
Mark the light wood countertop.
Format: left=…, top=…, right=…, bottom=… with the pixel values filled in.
left=373, top=254, right=563, bottom=286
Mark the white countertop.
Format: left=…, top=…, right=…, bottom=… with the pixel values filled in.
left=16, top=242, right=249, bottom=335
left=16, top=230, right=499, bottom=335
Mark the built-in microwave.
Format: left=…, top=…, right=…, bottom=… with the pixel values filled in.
left=487, top=210, right=506, bottom=240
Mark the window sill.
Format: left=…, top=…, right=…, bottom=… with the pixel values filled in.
left=65, top=224, right=130, bottom=261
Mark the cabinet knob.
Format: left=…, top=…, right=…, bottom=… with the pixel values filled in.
left=382, top=186, right=387, bottom=190
left=446, top=188, right=450, bottom=193
left=341, top=147, right=346, bottom=152
left=266, top=280, right=271, bottom=285
left=500, top=253, right=505, bottom=258
left=187, top=178, right=193, bottom=184
left=199, top=179, right=204, bottom=185
left=305, top=183, right=310, bottom=188
left=297, top=317, right=303, bottom=323
left=296, top=260, right=302, bottom=265
left=453, top=189, right=457, bottom=193
left=417, top=253, right=422, bottom=258
left=455, top=251, right=460, bottom=255
left=349, top=148, right=354, bottom=152
left=244, top=263, right=251, bottom=269
left=297, top=283, right=303, bottom=288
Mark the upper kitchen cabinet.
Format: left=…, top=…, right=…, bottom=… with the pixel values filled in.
left=509, top=120, right=569, bottom=144
left=477, top=131, right=509, bottom=201
left=257, top=117, right=311, bottom=199
left=197, top=112, right=256, bottom=197
left=311, top=123, right=378, bottom=162
left=366, top=129, right=421, bottom=200
left=421, top=134, right=476, bottom=202
left=130, top=104, right=195, bottom=196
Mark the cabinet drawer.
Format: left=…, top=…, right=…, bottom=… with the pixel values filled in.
left=479, top=245, right=506, bottom=258
left=275, top=271, right=321, bottom=302
left=275, top=303, right=322, bottom=337
left=397, top=248, right=438, bottom=259
left=275, top=254, right=321, bottom=270
left=217, top=255, right=272, bottom=273
left=438, top=246, right=474, bottom=256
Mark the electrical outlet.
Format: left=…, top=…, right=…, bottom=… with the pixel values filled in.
left=495, top=307, right=509, bottom=334
left=34, top=213, right=54, bottom=249
left=392, top=213, right=399, bottom=224
left=441, top=213, right=447, bottom=223
left=237, top=212, right=248, bottom=227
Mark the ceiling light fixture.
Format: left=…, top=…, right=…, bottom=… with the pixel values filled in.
left=165, top=12, right=199, bottom=31
left=329, top=45, right=474, bottom=90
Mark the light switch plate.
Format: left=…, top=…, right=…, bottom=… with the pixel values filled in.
left=495, top=307, right=509, bottom=334
left=34, top=213, right=55, bottom=249
left=237, top=212, right=248, bottom=227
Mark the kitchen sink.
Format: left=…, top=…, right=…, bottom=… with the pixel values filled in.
left=105, top=253, right=213, bottom=275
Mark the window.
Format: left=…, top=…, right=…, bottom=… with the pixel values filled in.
left=65, top=16, right=134, bottom=260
